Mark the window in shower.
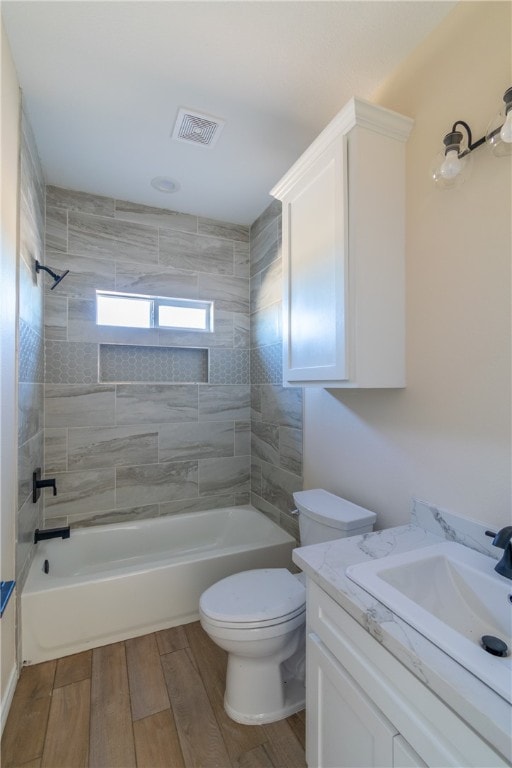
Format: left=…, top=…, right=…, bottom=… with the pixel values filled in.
left=96, top=291, right=213, bottom=332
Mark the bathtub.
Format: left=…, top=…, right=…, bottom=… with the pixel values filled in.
left=22, top=505, right=295, bottom=664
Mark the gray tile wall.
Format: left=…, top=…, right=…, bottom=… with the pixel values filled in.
left=17, top=108, right=45, bottom=590
left=249, top=201, right=303, bottom=540
left=42, top=187, right=251, bottom=528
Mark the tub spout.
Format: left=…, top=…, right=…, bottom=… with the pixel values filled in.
left=34, top=526, right=70, bottom=544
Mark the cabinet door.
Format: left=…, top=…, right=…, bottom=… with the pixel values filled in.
left=393, top=735, right=428, bottom=768
left=282, top=136, right=348, bottom=384
left=307, top=633, right=397, bottom=768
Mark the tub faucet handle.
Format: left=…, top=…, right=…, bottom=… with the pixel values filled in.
left=32, top=469, right=57, bottom=502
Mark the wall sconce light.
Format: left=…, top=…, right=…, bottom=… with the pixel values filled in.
left=486, top=86, right=512, bottom=156
left=432, top=86, right=512, bottom=189
left=35, top=260, right=69, bottom=290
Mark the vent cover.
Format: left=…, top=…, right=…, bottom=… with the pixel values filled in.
left=172, top=108, right=225, bottom=148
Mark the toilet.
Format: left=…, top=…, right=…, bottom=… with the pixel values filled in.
left=199, top=489, right=377, bottom=724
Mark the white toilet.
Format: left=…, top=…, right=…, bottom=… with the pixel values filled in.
left=199, top=489, right=376, bottom=724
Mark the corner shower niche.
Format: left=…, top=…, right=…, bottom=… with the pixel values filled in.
left=99, top=344, right=209, bottom=383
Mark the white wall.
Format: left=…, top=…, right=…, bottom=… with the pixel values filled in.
left=304, top=2, right=511, bottom=530
left=0, top=16, right=20, bottom=731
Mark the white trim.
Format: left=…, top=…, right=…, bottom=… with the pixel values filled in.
left=270, top=97, right=413, bottom=200
left=1, top=662, right=18, bottom=736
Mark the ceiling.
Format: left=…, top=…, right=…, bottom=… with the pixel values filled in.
left=2, top=1, right=456, bottom=225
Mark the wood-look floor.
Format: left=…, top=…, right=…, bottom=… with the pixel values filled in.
left=1, top=622, right=306, bottom=768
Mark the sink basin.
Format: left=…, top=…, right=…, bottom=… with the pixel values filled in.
left=346, top=541, right=512, bottom=702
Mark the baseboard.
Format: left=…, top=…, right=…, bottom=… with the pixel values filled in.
left=1, top=662, right=18, bottom=736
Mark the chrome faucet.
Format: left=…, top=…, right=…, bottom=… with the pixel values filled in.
left=485, top=526, right=512, bottom=579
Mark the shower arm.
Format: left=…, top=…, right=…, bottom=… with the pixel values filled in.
left=35, top=260, right=69, bottom=290
left=35, top=260, right=60, bottom=281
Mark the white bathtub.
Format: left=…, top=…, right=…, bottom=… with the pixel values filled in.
left=22, top=505, right=295, bottom=664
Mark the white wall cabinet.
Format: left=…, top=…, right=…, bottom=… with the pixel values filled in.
left=306, top=579, right=509, bottom=768
left=271, top=98, right=413, bottom=388
left=392, top=736, right=428, bottom=768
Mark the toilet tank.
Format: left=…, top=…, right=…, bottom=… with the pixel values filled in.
left=293, top=489, right=376, bottom=546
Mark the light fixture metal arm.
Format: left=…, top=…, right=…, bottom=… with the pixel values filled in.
left=451, top=120, right=485, bottom=157
left=432, top=86, right=512, bottom=188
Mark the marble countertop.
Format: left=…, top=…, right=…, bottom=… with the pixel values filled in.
left=292, top=511, right=512, bottom=763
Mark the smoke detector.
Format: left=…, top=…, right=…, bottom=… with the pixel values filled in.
left=171, top=108, right=225, bottom=148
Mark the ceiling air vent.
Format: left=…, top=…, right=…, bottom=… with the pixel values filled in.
left=171, top=108, right=225, bottom=148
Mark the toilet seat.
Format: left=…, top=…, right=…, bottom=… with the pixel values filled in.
left=199, top=568, right=306, bottom=629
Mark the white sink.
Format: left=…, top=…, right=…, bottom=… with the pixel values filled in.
left=346, top=541, right=512, bottom=702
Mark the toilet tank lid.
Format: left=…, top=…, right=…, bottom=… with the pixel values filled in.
left=293, top=489, right=376, bottom=531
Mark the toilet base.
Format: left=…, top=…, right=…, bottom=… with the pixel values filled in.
left=224, top=672, right=305, bottom=725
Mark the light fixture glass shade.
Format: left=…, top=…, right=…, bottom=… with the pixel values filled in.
left=431, top=148, right=472, bottom=190
left=485, top=87, right=512, bottom=157
left=486, top=111, right=512, bottom=157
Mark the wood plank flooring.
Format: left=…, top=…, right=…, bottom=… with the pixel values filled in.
left=1, top=622, right=306, bottom=768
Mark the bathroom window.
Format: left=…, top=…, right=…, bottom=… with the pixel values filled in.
left=96, top=291, right=213, bottom=332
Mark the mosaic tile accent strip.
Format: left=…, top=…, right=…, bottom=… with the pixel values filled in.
left=209, top=348, right=250, bottom=385
left=250, top=343, right=283, bottom=385
left=19, top=318, right=44, bottom=383
left=99, top=344, right=208, bottom=383
left=45, top=340, right=98, bottom=384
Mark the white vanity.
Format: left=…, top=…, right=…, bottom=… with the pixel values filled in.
left=293, top=501, right=512, bottom=768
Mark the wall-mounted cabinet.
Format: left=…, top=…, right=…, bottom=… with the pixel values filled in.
left=271, top=98, right=413, bottom=388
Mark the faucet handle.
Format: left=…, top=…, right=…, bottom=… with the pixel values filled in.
left=485, top=527, right=512, bottom=580
left=486, top=526, right=512, bottom=549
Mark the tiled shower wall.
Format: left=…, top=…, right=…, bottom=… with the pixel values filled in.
left=17, top=109, right=45, bottom=588
left=42, top=186, right=251, bottom=527
left=249, top=201, right=303, bottom=540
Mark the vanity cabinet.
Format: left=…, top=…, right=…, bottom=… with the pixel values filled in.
left=270, top=98, right=413, bottom=388
left=306, top=579, right=509, bottom=768
left=308, top=635, right=426, bottom=768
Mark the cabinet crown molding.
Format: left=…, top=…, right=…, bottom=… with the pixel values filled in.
left=271, top=97, right=414, bottom=201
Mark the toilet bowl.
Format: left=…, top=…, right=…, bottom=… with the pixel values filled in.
left=199, top=490, right=377, bottom=724
left=200, top=568, right=306, bottom=724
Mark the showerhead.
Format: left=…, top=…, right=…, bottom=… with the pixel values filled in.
left=35, top=260, right=69, bottom=290
left=50, top=269, right=69, bottom=290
